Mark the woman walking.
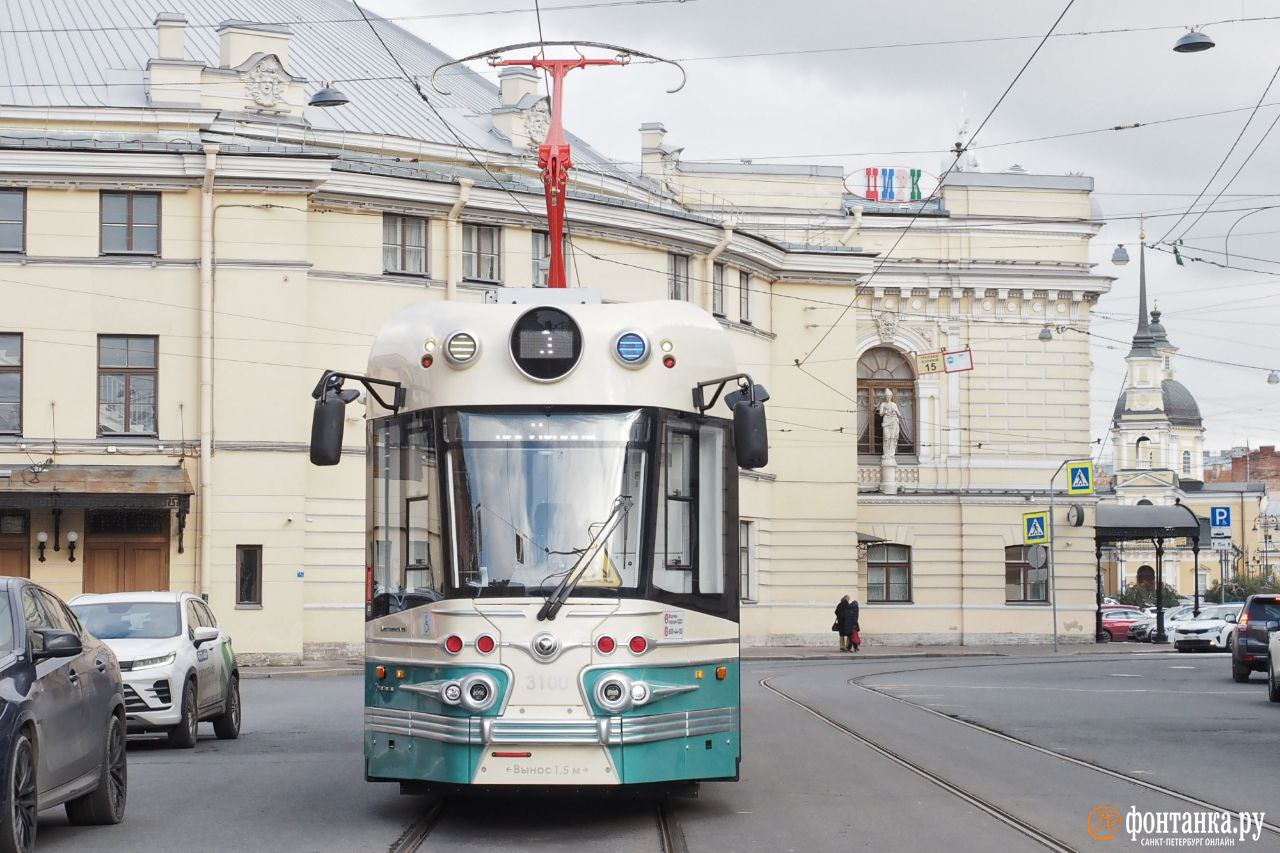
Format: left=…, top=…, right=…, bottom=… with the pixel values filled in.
left=842, top=596, right=860, bottom=652
left=834, top=596, right=850, bottom=651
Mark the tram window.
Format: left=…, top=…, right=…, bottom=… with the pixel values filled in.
left=697, top=424, right=726, bottom=595
left=368, top=413, right=441, bottom=619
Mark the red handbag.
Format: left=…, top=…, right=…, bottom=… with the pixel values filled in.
left=852, top=629, right=861, bottom=645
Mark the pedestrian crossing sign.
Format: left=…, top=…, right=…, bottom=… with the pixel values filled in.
left=1067, top=461, right=1094, bottom=496
left=1023, top=511, right=1049, bottom=545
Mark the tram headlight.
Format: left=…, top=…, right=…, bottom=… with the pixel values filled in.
left=442, top=682, right=463, bottom=704
left=444, top=331, right=479, bottom=366
left=629, top=681, right=651, bottom=705
left=594, top=673, right=633, bottom=713
left=459, top=673, right=499, bottom=713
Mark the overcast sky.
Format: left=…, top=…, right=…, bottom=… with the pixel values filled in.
left=367, top=0, right=1280, bottom=459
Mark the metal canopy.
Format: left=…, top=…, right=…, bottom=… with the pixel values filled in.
left=857, top=532, right=886, bottom=544
left=1096, top=504, right=1201, bottom=544
left=0, top=465, right=193, bottom=510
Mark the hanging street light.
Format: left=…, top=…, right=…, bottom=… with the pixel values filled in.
left=1111, top=244, right=1130, bottom=266
left=309, top=83, right=350, bottom=108
left=1268, top=370, right=1279, bottom=385
left=1038, top=325, right=1054, bottom=342
left=1173, top=28, right=1215, bottom=53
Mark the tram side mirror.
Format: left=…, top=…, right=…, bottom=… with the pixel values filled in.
left=726, top=384, right=770, bottom=470
left=310, top=385, right=359, bottom=466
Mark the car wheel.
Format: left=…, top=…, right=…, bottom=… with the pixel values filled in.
left=1097, top=630, right=1111, bottom=643
left=0, top=732, right=37, bottom=853
left=1233, top=662, right=1252, bottom=683
left=168, top=680, right=198, bottom=749
left=1270, top=662, right=1280, bottom=703
left=65, top=713, right=127, bottom=826
left=1227, top=635, right=1234, bottom=653
left=212, top=675, right=241, bottom=740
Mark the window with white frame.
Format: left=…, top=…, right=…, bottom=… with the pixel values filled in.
left=739, top=270, right=751, bottom=323
left=0, top=190, right=24, bottom=253
left=1005, top=545, right=1047, bottom=602
left=382, top=214, right=427, bottom=275
left=667, top=253, right=690, bottom=301
left=739, top=519, right=756, bottom=602
left=867, top=543, right=911, bottom=603
left=532, top=231, right=552, bottom=287
left=462, top=223, right=500, bottom=282
left=712, top=262, right=725, bottom=316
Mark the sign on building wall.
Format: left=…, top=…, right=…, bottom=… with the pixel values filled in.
left=943, top=348, right=974, bottom=373
left=1067, top=461, right=1094, bottom=495
left=1023, top=511, right=1050, bottom=545
left=864, top=167, right=924, bottom=201
left=915, top=351, right=943, bottom=374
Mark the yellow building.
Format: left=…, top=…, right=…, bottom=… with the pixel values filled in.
left=0, top=2, right=1111, bottom=659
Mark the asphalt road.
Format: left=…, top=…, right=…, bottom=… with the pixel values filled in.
left=34, top=652, right=1280, bottom=853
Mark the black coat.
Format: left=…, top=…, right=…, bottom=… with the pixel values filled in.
left=841, top=601, right=860, bottom=634
left=834, top=600, right=847, bottom=632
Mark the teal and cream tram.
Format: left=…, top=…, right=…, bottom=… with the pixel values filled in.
left=309, top=290, right=768, bottom=792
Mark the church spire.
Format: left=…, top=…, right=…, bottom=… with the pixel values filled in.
left=1127, top=239, right=1157, bottom=357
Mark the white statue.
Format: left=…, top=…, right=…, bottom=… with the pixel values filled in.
left=878, top=389, right=901, bottom=458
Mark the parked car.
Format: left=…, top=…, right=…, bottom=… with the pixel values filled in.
left=1100, top=608, right=1147, bottom=642
left=1171, top=604, right=1241, bottom=652
left=1269, top=622, right=1280, bottom=702
left=1229, top=594, right=1280, bottom=683
left=1127, top=605, right=1195, bottom=642
left=0, top=577, right=127, bottom=853
left=70, top=592, right=239, bottom=748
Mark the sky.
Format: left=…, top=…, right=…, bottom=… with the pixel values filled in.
left=366, top=0, right=1280, bottom=458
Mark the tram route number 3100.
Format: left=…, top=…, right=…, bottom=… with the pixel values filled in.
left=525, top=674, right=572, bottom=691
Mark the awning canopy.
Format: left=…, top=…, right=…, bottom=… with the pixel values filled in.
left=0, top=465, right=193, bottom=510
left=1096, top=504, right=1201, bottom=545
left=858, top=532, right=886, bottom=544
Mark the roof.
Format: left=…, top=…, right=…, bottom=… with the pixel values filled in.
left=69, top=591, right=194, bottom=605
left=1112, top=380, right=1203, bottom=428
left=0, top=0, right=632, bottom=183
left=1096, top=503, right=1201, bottom=544
left=942, top=171, right=1094, bottom=192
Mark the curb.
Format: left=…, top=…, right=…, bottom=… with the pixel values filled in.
left=744, top=651, right=1007, bottom=662
left=241, top=666, right=362, bottom=680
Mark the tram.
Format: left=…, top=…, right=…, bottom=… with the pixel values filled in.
left=308, top=289, right=768, bottom=792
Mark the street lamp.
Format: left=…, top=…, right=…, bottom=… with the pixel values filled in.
left=1111, top=244, right=1130, bottom=266
left=1173, top=28, right=1215, bottom=53
left=1268, top=370, right=1279, bottom=385
left=1038, top=325, right=1053, bottom=342
left=308, top=83, right=350, bottom=108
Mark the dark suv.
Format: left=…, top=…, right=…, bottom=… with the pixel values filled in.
left=0, top=578, right=128, bottom=853
left=1231, top=594, right=1280, bottom=682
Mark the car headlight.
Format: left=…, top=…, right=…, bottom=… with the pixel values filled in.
left=131, top=652, right=176, bottom=671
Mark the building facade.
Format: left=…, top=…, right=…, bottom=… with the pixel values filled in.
left=0, top=1, right=1110, bottom=659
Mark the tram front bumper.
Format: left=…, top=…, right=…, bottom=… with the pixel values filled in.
left=365, top=706, right=740, bottom=785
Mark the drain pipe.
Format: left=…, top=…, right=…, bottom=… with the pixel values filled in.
left=444, top=178, right=474, bottom=300
left=701, top=222, right=733, bottom=312
left=197, top=145, right=218, bottom=599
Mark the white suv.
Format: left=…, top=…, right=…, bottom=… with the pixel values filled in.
left=70, top=591, right=240, bottom=748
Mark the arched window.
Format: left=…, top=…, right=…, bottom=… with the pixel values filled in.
left=867, top=543, right=911, bottom=602
left=1136, top=565, right=1155, bottom=589
left=857, top=347, right=916, bottom=456
left=1182, top=451, right=1191, bottom=475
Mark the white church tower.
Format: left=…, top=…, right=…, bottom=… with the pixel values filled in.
left=1110, top=241, right=1205, bottom=503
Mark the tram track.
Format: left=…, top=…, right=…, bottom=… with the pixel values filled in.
left=848, top=665, right=1280, bottom=840
left=761, top=677, right=1077, bottom=852
left=389, top=798, right=447, bottom=853
left=657, top=799, right=690, bottom=853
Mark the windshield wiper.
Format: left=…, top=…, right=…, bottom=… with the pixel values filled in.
left=537, top=495, right=633, bottom=621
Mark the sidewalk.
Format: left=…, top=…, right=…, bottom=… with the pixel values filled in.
left=240, top=641, right=1170, bottom=679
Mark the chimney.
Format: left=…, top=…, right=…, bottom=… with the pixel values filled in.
left=499, top=66, right=540, bottom=107
left=217, top=19, right=292, bottom=68
left=639, top=122, right=667, bottom=179
left=154, top=13, right=187, bottom=61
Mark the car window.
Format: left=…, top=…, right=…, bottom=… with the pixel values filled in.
left=72, top=602, right=181, bottom=639
left=186, top=600, right=201, bottom=636
left=196, top=601, right=217, bottom=630
left=21, top=588, right=49, bottom=631
left=35, top=591, right=72, bottom=632
left=1246, top=599, right=1280, bottom=622
left=0, top=595, right=14, bottom=655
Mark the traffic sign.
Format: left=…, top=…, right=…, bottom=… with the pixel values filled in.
left=1066, top=461, right=1094, bottom=495
left=1023, top=511, right=1049, bottom=545
left=1027, top=544, right=1048, bottom=569
left=1211, top=538, right=1232, bottom=552
left=1210, top=506, right=1231, bottom=529
left=915, top=351, right=943, bottom=374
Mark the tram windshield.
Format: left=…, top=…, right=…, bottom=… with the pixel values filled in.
left=444, top=410, right=648, bottom=597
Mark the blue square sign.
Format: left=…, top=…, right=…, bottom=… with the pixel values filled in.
left=1210, top=506, right=1231, bottom=529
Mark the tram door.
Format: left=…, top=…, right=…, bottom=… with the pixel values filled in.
left=0, top=510, right=30, bottom=578
left=83, top=510, right=171, bottom=593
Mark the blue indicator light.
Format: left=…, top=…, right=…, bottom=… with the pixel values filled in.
left=616, top=333, right=647, bottom=363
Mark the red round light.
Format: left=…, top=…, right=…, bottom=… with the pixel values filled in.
left=443, top=634, right=464, bottom=654
left=596, top=636, right=616, bottom=654
left=476, top=634, right=496, bottom=655
left=421, top=353, right=434, bottom=368
left=628, top=635, right=648, bottom=654
left=662, top=355, right=676, bottom=369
